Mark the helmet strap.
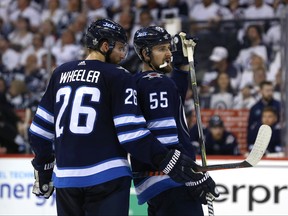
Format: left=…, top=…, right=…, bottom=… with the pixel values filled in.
left=147, top=54, right=159, bottom=72
left=105, top=42, right=115, bottom=63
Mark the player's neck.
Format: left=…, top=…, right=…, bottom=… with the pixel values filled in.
left=86, top=52, right=106, bottom=62
left=142, top=62, right=154, bottom=72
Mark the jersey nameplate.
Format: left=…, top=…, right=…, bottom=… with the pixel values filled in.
left=59, top=70, right=100, bottom=84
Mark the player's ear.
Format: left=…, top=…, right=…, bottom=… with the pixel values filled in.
left=142, top=48, right=150, bottom=62
left=100, top=40, right=109, bottom=53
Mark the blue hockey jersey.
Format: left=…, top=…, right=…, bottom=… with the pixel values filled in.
left=131, top=69, right=195, bottom=204
left=29, top=60, right=168, bottom=188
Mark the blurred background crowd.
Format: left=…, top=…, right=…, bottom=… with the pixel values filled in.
left=0, top=0, right=285, bottom=156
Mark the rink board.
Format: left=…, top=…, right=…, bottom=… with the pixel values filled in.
left=0, top=156, right=287, bottom=216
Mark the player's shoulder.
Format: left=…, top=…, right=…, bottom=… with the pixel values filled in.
left=53, top=60, right=132, bottom=76
left=52, top=60, right=83, bottom=74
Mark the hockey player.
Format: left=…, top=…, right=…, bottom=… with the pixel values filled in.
left=28, top=19, right=208, bottom=216
left=131, top=26, right=219, bottom=215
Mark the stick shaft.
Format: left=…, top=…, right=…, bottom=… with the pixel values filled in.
left=185, top=38, right=214, bottom=216
left=188, top=61, right=207, bottom=166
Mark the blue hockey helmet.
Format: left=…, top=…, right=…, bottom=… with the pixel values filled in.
left=133, top=26, right=172, bottom=60
left=85, top=18, right=127, bottom=51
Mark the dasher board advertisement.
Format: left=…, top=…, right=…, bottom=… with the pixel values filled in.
left=0, top=157, right=287, bottom=216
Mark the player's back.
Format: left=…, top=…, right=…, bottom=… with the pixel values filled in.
left=30, top=59, right=134, bottom=187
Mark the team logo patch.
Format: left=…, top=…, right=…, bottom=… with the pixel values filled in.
left=143, top=72, right=164, bottom=79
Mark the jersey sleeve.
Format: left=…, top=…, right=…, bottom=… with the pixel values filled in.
left=170, top=68, right=189, bottom=103
left=28, top=70, right=57, bottom=164
left=109, top=69, right=168, bottom=167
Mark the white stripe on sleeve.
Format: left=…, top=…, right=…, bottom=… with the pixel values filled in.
left=147, top=118, right=176, bottom=129
left=157, top=135, right=178, bottom=144
left=118, top=129, right=150, bottom=143
left=114, top=115, right=146, bottom=127
left=36, top=107, right=54, bottom=124
left=30, top=122, right=54, bottom=140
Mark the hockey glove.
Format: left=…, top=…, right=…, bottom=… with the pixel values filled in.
left=159, top=149, right=205, bottom=183
left=186, top=172, right=219, bottom=204
left=172, top=33, right=196, bottom=67
left=31, top=156, right=55, bottom=199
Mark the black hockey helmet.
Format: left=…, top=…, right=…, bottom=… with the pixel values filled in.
left=133, top=26, right=172, bottom=61
left=209, top=115, right=224, bottom=128
left=85, top=18, right=127, bottom=51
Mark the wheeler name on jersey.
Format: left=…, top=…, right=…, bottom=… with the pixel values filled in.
left=59, top=69, right=100, bottom=84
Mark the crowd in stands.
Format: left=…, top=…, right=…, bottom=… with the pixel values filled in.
left=0, top=0, right=285, bottom=155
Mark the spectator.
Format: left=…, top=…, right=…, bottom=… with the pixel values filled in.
left=243, top=0, right=274, bottom=28
left=190, top=115, right=240, bottom=155
left=239, top=47, right=267, bottom=90
left=248, top=106, right=282, bottom=153
left=0, top=1, right=9, bottom=24
left=6, top=79, right=30, bottom=109
left=0, top=17, right=12, bottom=38
left=205, top=115, right=240, bottom=155
left=251, top=65, right=267, bottom=99
left=129, top=9, right=155, bottom=46
left=217, top=0, right=246, bottom=33
left=273, top=0, right=286, bottom=18
left=40, top=53, right=57, bottom=80
left=189, top=0, right=222, bottom=34
left=41, top=0, right=64, bottom=26
left=222, top=0, right=245, bottom=20
left=0, top=106, right=26, bottom=153
left=39, top=19, right=57, bottom=49
left=8, top=16, right=33, bottom=51
left=85, top=0, right=108, bottom=22
left=0, top=77, right=28, bottom=154
left=158, top=0, right=189, bottom=20
left=137, top=0, right=161, bottom=22
left=203, top=46, right=241, bottom=91
left=51, top=29, right=80, bottom=66
left=273, top=68, right=281, bottom=101
left=233, top=85, right=257, bottom=109
left=109, top=0, right=135, bottom=22
left=236, top=24, right=268, bottom=72
left=210, top=73, right=235, bottom=109
left=0, top=76, right=9, bottom=105
left=21, top=54, right=47, bottom=96
left=67, top=13, right=87, bottom=45
left=199, top=82, right=212, bottom=109
left=9, top=0, right=41, bottom=32
left=267, top=50, right=281, bottom=82
left=57, top=0, right=82, bottom=34
left=264, top=23, right=280, bottom=60
left=0, top=36, right=20, bottom=73
left=116, top=10, right=134, bottom=42
left=20, top=32, right=47, bottom=67
left=247, top=81, right=281, bottom=148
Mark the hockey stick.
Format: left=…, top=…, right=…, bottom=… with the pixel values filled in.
left=133, top=124, right=272, bottom=178
left=179, top=32, right=215, bottom=216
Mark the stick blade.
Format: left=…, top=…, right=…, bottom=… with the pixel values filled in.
left=245, top=124, right=272, bottom=166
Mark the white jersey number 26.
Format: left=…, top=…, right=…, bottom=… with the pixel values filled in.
left=55, top=86, right=100, bottom=137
